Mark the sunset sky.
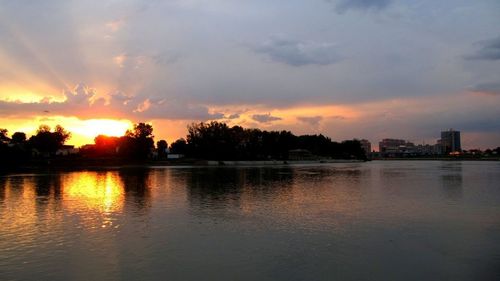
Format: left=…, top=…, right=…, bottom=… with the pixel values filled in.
left=0, top=0, right=499, bottom=149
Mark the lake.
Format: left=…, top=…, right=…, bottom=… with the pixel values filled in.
left=1, top=161, right=499, bottom=281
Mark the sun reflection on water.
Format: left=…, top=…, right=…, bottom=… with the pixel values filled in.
left=62, top=172, right=124, bottom=229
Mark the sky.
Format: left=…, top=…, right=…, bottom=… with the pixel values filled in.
left=0, top=0, right=499, bottom=149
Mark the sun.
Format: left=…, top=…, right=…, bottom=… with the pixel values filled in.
left=69, top=119, right=132, bottom=146
left=76, top=119, right=132, bottom=137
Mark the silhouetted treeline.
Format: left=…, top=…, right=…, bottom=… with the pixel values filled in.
left=1, top=121, right=371, bottom=167
left=180, top=121, right=366, bottom=160
left=81, top=123, right=154, bottom=160
left=0, top=125, right=71, bottom=165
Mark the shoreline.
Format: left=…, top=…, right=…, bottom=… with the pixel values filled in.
left=0, top=158, right=365, bottom=173
left=3, top=157, right=499, bottom=174
left=371, top=157, right=500, bottom=161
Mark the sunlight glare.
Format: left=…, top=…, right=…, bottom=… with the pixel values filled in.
left=64, top=172, right=124, bottom=213
left=73, top=119, right=132, bottom=138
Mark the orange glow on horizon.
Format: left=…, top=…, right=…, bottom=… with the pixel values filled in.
left=66, top=119, right=133, bottom=146
left=208, top=103, right=360, bottom=128
left=0, top=116, right=133, bottom=147
left=71, top=119, right=132, bottom=138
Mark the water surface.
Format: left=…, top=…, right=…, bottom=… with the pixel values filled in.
left=1, top=161, right=499, bottom=280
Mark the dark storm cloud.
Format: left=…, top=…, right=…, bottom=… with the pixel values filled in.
left=465, top=36, right=500, bottom=61
left=253, top=36, right=341, bottom=67
left=469, top=82, right=500, bottom=95
left=251, top=113, right=282, bottom=123
left=331, top=0, right=392, bottom=13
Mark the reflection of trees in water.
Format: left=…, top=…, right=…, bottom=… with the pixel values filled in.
left=243, top=167, right=295, bottom=187
left=118, top=168, right=152, bottom=211
left=0, top=176, right=6, bottom=201
left=34, top=174, right=62, bottom=199
left=186, top=167, right=295, bottom=210
left=184, top=166, right=366, bottom=213
left=185, top=165, right=369, bottom=229
left=290, top=166, right=367, bottom=194
left=30, top=174, right=64, bottom=215
left=186, top=168, right=244, bottom=208
left=440, top=162, right=463, bottom=200
left=3, top=177, right=24, bottom=200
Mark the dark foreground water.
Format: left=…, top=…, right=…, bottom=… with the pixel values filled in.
left=1, top=161, right=500, bottom=281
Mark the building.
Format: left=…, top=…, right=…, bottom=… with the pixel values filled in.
left=379, top=139, right=414, bottom=157
left=440, top=129, right=461, bottom=154
left=359, top=139, right=371, bottom=155
left=55, top=145, right=79, bottom=156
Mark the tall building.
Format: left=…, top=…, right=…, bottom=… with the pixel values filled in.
left=440, top=129, right=461, bottom=154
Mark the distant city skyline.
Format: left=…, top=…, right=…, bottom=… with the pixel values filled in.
left=0, top=1, right=499, bottom=149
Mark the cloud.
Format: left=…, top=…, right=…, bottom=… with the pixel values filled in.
left=64, top=83, right=97, bottom=105
left=0, top=83, right=223, bottom=121
left=253, top=36, right=341, bottom=66
left=251, top=113, right=282, bottom=123
left=152, top=52, right=182, bottom=65
left=469, top=82, right=500, bottom=95
left=226, top=113, right=240, bottom=119
left=465, top=36, right=500, bottom=61
left=297, top=116, right=323, bottom=127
left=331, top=0, right=392, bottom=13
left=106, top=18, right=126, bottom=33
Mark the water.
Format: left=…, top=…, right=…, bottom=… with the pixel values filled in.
left=1, top=161, right=499, bottom=281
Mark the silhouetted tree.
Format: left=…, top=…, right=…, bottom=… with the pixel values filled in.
left=187, top=121, right=241, bottom=160
left=92, top=135, right=120, bottom=156
left=119, top=123, right=154, bottom=159
left=126, top=123, right=154, bottom=139
left=156, top=140, right=168, bottom=159
left=338, top=140, right=367, bottom=160
left=11, top=132, right=27, bottom=144
left=0, top=128, right=9, bottom=142
left=170, top=138, right=187, bottom=155
left=28, top=125, right=71, bottom=155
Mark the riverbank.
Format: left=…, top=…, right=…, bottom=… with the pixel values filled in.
left=205, top=159, right=364, bottom=166
left=372, top=157, right=500, bottom=161
left=0, top=157, right=367, bottom=173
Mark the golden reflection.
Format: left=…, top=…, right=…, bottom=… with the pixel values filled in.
left=63, top=172, right=124, bottom=216
left=0, top=177, right=65, bottom=250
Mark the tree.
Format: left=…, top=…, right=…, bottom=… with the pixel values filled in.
left=29, top=125, right=71, bottom=155
left=0, top=128, right=9, bottom=142
left=170, top=138, right=187, bottom=154
left=187, top=121, right=236, bottom=160
left=157, top=140, right=168, bottom=159
left=120, top=123, right=155, bottom=159
left=126, top=123, right=154, bottom=139
left=11, top=132, right=27, bottom=144
left=93, top=135, right=120, bottom=156
left=184, top=121, right=368, bottom=161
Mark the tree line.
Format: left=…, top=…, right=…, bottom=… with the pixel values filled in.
left=1, top=125, right=71, bottom=164
left=1, top=121, right=368, bottom=164
left=183, top=121, right=366, bottom=160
